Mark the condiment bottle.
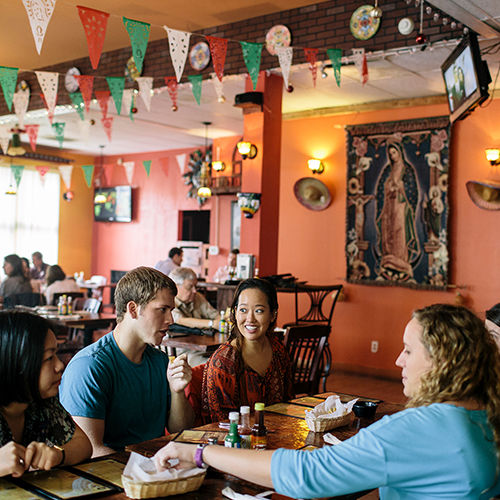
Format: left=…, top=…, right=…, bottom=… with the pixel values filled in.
left=58, top=296, right=64, bottom=315
left=239, top=406, right=252, bottom=449
left=251, top=402, right=267, bottom=450
left=224, top=412, right=241, bottom=448
left=219, top=310, right=227, bottom=334
left=67, top=296, right=73, bottom=315
left=254, top=268, right=259, bottom=278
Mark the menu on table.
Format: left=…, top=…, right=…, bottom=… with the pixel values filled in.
left=0, top=478, right=42, bottom=500
left=264, top=403, right=308, bottom=419
left=174, top=429, right=227, bottom=444
left=71, top=458, right=125, bottom=488
left=315, top=392, right=383, bottom=404
left=290, top=396, right=324, bottom=407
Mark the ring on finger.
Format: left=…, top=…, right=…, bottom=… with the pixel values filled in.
left=19, top=458, right=25, bottom=466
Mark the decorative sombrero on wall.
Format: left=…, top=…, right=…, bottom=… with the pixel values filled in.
left=466, top=179, right=500, bottom=211
left=293, top=177, right=332, bottom=211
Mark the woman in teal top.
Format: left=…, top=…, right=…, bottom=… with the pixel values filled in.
left=154, top=304, right=500, bottom=499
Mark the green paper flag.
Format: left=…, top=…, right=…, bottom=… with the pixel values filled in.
left=327, top=49, right=342, bottom=87
left=123, top=17, right=150, bottom=74
left=52, top=122, right=65, bottom=149
left=188, top=74, right=203, bottom=105
left=82, top=165, right=94, bottom=188
left=143, top=159, right=151, bottom=177
left=69, top=92, right=85, bottom=121
left=0, top=67, right=19, bottom=111
left=240, top=42, right=263, bottom=90
left=106, top=77, right=125, bottom=115
left=11, top=165, right=24, bottom=188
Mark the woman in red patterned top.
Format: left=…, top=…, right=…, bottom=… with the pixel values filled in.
left=201, top=278, right=294, bottom=423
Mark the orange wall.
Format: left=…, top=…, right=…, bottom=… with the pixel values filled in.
left=277, top=99, right=500, bottom=376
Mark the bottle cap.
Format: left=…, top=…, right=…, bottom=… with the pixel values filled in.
left=240, top=406, right=250, bottom=414
left=254, top=403, right=265, bottom=411
left=228, top=412, right=239, bottom=421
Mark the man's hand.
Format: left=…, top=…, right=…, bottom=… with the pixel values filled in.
left=167, top=353, right=192, bottom=393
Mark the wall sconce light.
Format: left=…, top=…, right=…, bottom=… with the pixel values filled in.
left=197, top=186, right=212, bottom=198
left=485, top=148, right=500, bottom=166
left=237, top=192, right=261, bottom=218
left=237, top=141, right=258, bottom=160
left=212, top=161, right=226, bottom=172
left=63, top=190, right=74, bottom=202
left=308, top=158, right=325, bottom=174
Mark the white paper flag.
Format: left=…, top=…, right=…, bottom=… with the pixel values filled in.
left=77, top=119, right=91, bottom=144
left=164, top=27, right=191, bottom=83
left=13, top=89, right=30, bottom=127
left=176, top=153, right=187, bottom=175
left=352, top=48, right=369, bottom=84
left=0, top=129, right=10, bottom=156
left=123, top=161, right=135, bottom=185
left=36, top=71, right=58, bottom=115
left=58, top=165, right=73, bottom=190
left=211, top=73, right=224, bottom=102
left=22, top=0, right=57, bottom=55
left=136, top=77, right=153, bottom=112
left=122, top=89, right=134, bottom=117
left=276, top=47, right=293, bottom=90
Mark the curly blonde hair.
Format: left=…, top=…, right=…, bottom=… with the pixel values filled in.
left=408, top=304, right=500, bottom=459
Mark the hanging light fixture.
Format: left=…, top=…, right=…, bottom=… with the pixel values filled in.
left=197, top=122, right=212, bottom=198
left=7, top=125, right=26, bottom=156
left=370, top=0, right=383, bottom=19
left=5, top=159, right=17, bottom=194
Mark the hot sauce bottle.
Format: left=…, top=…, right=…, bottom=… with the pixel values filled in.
left=224, top=412, right=242, bottom=448
left=251, top=402, right=267, bottom=450
left=239, top=406, right=252, bottom=449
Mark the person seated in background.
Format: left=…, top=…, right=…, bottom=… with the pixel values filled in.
left=59, top=267, right=194, bottom=457
left=486, top=303, right=500, bottom=350
left=0, top=254, right=33, bottom=303
left=44, top=265, right=81, bottom=306
left=212, top=249, right=239, bottom=283
left=22, top=257, right=41, bottom=294
left=200, top=278, right=294, bottom=423
left=154, top=304, right=500, bottom=499
left=155, top=247, right=183, bottom=276
left=30, top=251, right=49, bottom=280
left=0, top=311, right=91, bottom=478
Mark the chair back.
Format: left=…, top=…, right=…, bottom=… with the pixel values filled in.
left=82, top=298, right=101, bottom=313
left=293, top=284, right=343, bottom=327
left=184, top=363, right=206, bottom=427
left=52, top=292, right=84, bottom=306
left=283, top=324, right=331, bottom=396
left=3, top=292, right=45, bottom=308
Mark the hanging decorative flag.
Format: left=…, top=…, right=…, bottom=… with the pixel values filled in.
left=24, top=124, right=40, bottom=152
left=77, top=6, right=109, bottom=70
left=303, top=48, right=319, bottom=88
left=164, top=27, right=191, bottom=83
left=143, top=159, right=152, bottom=177
left=276, top=47, right=293, bottom=89
left=22, top=0, right=56, bottom=55
left=36, top=71, right=58, bottom=115
left=0, top=130, right=10, bottom=156
left=122, top=89, right=135, bottom=121
left=160, top=157, right=169, bottom=178
left=69, top=92, right=85, bottom=120
left=102, top=164, right=114, bottom=186
left=187, top=74, right=202, bottom=105
left=0, top=67, right=19, bottom=111
left=176, top=154, right=187, bottom=175
left=13, top=89, right=30, bottom=126
left=101, top=116, right=113, bottom=142
left=59, top=165, right=73, bottom=190
left=327, top=48, right=342, bottom=87
left=123, top=17, right=150, bottom=74
left=205, top=36, right=228, bottom=82
left=35, top=166, right=50, bottom=186
left=74, top=75, right=94, bottom=113
left=39, top=93, right=56, bottom=125
left=353, top=48, right=369, bottom=84
left=106, top=76, right=125, bottom=115
left=11, top=165, right=24, bottom=188
left=95, top=90, right=110, bottom=118
left=123, top=161, right=135, bottom=185
left=82, top=165, right=94, bottom=188
left=240, top=41, right=263, bottom=90
left=136, top=77, right=153, bottom=112
left=164, top=77, right=178, bottom=111
left=211, top=73, right=224, bottom=103
left=52, top=122, right=65, bottom=149
left=77, top=119, right=90, bottom=144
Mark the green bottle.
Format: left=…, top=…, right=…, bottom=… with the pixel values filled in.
left=224, top=412, right=242, bottom=448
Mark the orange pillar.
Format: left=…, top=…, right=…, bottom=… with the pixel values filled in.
left=239, top=72, right=283, bottom=277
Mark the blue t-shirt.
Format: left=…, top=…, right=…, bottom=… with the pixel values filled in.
left=60, top=332, right=171, bottom=451
left=271, top=404, right=500, bottom=499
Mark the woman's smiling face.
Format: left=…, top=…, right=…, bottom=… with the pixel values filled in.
left=236, top=288, right=276, bottom=343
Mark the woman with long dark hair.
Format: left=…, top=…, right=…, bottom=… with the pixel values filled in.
left=44, top=265, right=80, bottom=306
left=0, top=254, right=32, bottom=303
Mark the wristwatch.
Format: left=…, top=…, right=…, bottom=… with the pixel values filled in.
left=52, top=445, right=65, bottom=466
left=194, top=443, right=209, bottom=469
left=208, top=320, right=214, bottom=328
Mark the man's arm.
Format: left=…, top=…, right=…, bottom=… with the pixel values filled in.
left=166, top=354, right=195, bottom=432
left=72, top=417, right=116, bottom=458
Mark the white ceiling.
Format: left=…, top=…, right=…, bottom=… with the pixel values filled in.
left=0, top=0, right=498, bottom=156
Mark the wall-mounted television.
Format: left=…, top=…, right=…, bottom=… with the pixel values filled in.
left=441, top=33, right=491, bottom=122
left=94, top=185, right=133, bottom=222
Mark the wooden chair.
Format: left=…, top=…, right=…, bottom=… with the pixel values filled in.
left=52, top=291, right=84, bottom=306
left=73, top=297, right=101, bottom=313
left=184, top=363, right=207, bottom=427
left=3, top=292, right=45, bottom=308
left=283, top=324, right=331, bottom=396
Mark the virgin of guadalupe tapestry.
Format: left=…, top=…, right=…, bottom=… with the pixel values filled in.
left=345, top=116, right=451, bottom=290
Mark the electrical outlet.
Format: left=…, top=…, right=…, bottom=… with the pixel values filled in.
left=371, top=341, right=379, bottom=353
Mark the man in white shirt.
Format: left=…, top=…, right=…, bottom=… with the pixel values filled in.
left=155, top=247, right=183, bottom=276
left=212, top=249, right=239, bottom=283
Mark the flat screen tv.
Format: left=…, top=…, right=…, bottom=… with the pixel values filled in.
left=441, top=33, right=491, bottom=122
left=94, top=185, right=132, bottom=222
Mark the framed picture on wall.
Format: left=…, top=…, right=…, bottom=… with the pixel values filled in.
left=231, top=201, right=241, bottom=250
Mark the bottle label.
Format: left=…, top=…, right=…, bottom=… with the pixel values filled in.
left=251, top=435, right=267, bottom=450
left=224, top=439, right=241, bottom=448
left=239, top=434, right=251, bottom=449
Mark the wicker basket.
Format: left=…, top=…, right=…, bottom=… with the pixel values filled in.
left=305, top=411, right=352, bottom=432
left=121, top=470, right=206, bottom=499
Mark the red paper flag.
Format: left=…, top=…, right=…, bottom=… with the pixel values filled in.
left=39, top=93, right=56, bottom=125
left=77, top=6, right=110, bottom=70
left=206, top=36, right=228, bottom=82
left=101, top=116, right=113, bottom=142
left=35, top=165, right=50, bottom=186
left=164, top=77, right=178, bottom=110
left=95, top=90, right=110, bottom=118
left=303, top=48, right=319, bottom=88
left=102, top=163, right=114, bottom=186
left=74, top=75, right=94, bottom=113
left=24, top=124, right=39, bottom=152
left=361, top=51, right=369, bottom=85
left=160, top=157, right=169, bottom=178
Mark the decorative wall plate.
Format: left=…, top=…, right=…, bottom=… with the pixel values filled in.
left=350, top=5, right=381, bottom=40
left=294, top=177, right=331, bottom=211
left=265, top=25, right=291, bottom=55
left=398, top=17, right=415, bottom=35
left=189, top=42, right=211, bottom=71
left=64, top=67, right=80, bottom=93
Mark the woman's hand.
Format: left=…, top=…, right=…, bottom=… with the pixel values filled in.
left=0, top=441, right=27, bottom=477
left=154, top=442, right=196, bottom=471
left=24, top=442, right=63, bottom=471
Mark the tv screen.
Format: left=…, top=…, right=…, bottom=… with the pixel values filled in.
left=441, top=33, right=491, bottom=122
left=94, top=185, right=132, bottom=222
